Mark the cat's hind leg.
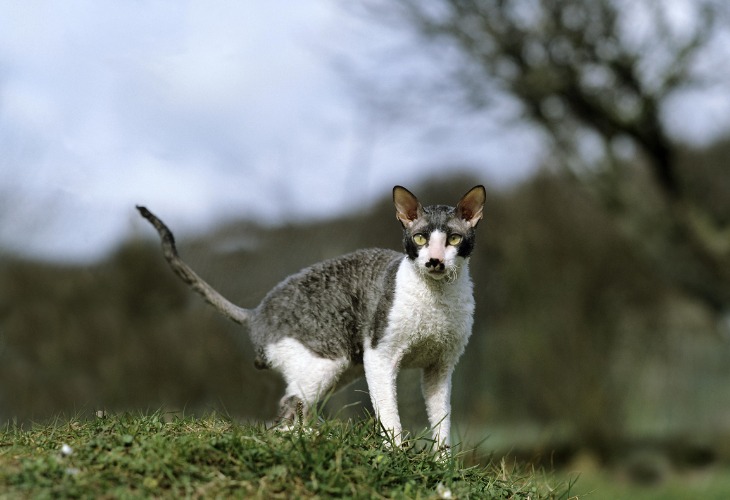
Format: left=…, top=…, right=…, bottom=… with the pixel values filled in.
left=266, top=337, right=350, bottom=426
left=276, top=394, right=305, bottom=426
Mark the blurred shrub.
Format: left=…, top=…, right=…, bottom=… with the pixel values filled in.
left=453, top=173, right=666, bottom=457
left=0, top=242, right=281, bottom=423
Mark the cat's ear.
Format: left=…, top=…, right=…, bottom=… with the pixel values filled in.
left=393, top=186, right=424, bottom=227
left=456, top=185, right=486, bottom=228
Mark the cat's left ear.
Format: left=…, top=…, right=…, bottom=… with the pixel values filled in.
left=393, top=186, right=424, bottom=228
left=456, top=185, right=486, bottom=228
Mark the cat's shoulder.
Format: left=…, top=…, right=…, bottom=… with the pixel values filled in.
left=300, top=247, right=401, bottom=269
left=276, top=248, right=402, bottom=287
left=340, top=248, right=403, bottom=263
left=314, top=248, right=403, bottom=277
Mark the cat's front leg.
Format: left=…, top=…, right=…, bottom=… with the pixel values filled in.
left=422, top=364, right=454, bottom=451
left=363, top=346, right=403, bottom=445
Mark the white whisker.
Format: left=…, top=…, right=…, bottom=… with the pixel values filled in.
left=446, top=268, right=458, bottom=283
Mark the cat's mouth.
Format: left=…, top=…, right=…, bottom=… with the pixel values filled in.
left=422, top=265, right=458, bottom=283
left=426, top=268, right=448, bottom=280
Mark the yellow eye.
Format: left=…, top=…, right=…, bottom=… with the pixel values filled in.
left=412, top=233, right=427, bottom=246
left=448, top=234, right=463, bottom=245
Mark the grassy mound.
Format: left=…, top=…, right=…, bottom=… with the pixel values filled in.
left=0, top=412, right=570, bottom=498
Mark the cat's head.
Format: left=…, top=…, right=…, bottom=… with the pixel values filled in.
left=393, top=185, right=486, bottom=281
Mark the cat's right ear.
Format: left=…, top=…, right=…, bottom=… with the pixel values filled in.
left=393, top=186, right=423, bottom=228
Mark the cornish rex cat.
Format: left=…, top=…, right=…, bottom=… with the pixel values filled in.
left=137, top=185, right=485, bottom=449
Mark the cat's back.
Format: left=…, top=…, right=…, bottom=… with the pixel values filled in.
left=268, top=248, right=402, bottom=294
left=250, top=248, right=403, bottom=361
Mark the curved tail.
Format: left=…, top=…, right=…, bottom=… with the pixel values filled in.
left=136, top=206, right=251, bottom=325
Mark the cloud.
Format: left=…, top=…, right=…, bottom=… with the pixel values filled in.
left=0, top=1, right=542, bottom=261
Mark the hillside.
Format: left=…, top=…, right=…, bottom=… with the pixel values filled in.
left=0, top=412, right=567, bottom=498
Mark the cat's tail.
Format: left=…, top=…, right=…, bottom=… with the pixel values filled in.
left=136, top=206, right=251, bottom=326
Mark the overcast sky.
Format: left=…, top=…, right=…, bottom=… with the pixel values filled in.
left=1, top=1, right=729, bottom=262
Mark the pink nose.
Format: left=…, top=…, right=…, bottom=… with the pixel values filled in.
left=428, top=246, right=445, bottom=262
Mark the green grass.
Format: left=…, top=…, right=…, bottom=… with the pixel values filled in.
left=558, top=466, right=730, bottom=500
left=0, top=411, right=570, bottom=498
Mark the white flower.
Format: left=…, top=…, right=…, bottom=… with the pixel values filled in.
left=60, top=444, right=73, bottom=457
left=436, top=482, right=453, bottom=499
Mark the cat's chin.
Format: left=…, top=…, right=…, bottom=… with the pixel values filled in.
left=425, top=269, right=448, bottom=280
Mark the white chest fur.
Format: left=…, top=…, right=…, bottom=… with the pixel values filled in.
left=382, top=257, right=475, bottom=368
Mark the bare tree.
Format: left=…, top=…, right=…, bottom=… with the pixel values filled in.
left=353, top=0, right=730, bottom=313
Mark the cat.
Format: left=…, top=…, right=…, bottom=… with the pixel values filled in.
left=137, top=184, right=485, bottom=450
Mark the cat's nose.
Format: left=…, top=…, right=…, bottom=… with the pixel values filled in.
left=426, top=258, right=445, bottom=271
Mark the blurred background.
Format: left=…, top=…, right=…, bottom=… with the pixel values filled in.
left=2, top=0, right=730, bottom=492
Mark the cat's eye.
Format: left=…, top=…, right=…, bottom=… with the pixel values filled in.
left=448, top=234, right=463, bottom=245
left=412, top=233, right=427, bottom=246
